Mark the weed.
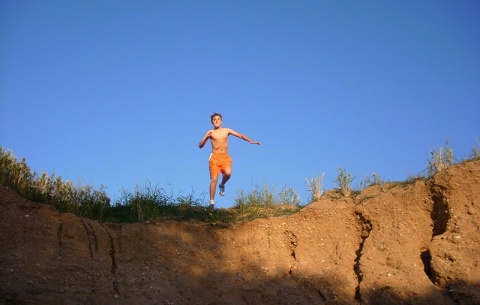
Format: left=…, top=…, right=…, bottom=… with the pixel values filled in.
left=472, top=139, right=480, bottom=160
left=305, top=173, right=324, bottom=201
left=0, top=147, right=110, bottom=220
left=427, top=140, right=454, bottom=176
left=278, top=185, right=301, bottom=206
left=334, top=167, right=354, bottom=197
left=235, top=183, right=300, bottom=207
left=234, top=184, right=300, bottom=221
left=109, top=183, right=209, bottom=222
left=358, top=172, right=386, bottom=191
left=0, top=147, right=302, bottom=224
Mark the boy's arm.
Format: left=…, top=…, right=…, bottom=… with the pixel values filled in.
left=229, top=129, right=261, bottom=145
left=199, top=130, right=212, bottom=148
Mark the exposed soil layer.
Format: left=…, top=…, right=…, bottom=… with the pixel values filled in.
left=1, top=160, right=479, bottom=305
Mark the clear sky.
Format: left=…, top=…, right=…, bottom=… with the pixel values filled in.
left=1, top=1, right=479, bottom=208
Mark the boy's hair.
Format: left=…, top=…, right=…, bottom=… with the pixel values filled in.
left=211, top=112, right=222, bottom=122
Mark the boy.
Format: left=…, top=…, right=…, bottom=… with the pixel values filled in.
left=199, top=113, right=260, bottom=209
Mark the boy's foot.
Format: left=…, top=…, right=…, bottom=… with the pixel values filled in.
left=219, top=184, right=225, bottom=196
left=208, top=200, right=215, bottom=210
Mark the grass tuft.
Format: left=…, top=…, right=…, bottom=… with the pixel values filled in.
left=334, top=167, right=354, bottom=197
left=357, top=172, right=387, bottom=191
left=427, top=140, right=453, bottom=177
left=305, top=173, right=324, bottom=201
left=472, top=138, right=480, bottom=160
left=0, top=147, right=111, bottom=220
left=234, top=184, right=301, bottom=221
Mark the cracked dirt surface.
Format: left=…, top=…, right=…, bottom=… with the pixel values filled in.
left=1, top=160, right=479, bottom=304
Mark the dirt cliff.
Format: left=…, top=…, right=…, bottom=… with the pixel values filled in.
left=1, top=160, right=479, bottom=305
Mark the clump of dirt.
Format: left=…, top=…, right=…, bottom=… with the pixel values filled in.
left=1, top=160, right=479, bottom=305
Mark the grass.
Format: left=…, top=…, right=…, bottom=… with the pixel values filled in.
left=0, top=147, right=111, bottom=219
left=305, top=173, right=324, bottom=201
left=472, top=138, right=480, bottom=160
left=2, top=139, right=479, bottom=223
left=357, top=172, right=386, bottom=191
left=234, top=184, right=301, bottom=221
left=427, top=140, right=453, bottom=177
left=334, top=167, right=354, bottom=197
left=0, top=147, right=302, bottom=224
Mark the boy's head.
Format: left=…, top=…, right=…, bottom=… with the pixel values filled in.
left=211, top=112, right=222, bottom=123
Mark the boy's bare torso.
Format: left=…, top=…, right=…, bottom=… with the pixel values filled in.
left=208, top=128, right=231, bottom=154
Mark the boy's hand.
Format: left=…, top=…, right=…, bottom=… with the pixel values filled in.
left=199, top=130, right=213, bottom=149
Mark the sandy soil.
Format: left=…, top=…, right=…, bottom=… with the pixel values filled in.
left=1, top=160, right=479, bottom=305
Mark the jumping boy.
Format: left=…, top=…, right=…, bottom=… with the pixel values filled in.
left=199, top=113, right=260, bottom=209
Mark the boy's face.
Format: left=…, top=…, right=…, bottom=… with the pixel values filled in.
left=211, top=115, right=222, bottom=128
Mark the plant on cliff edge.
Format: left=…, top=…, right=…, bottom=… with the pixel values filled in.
left=428, top=140, right=454, bottom=176
left=472, top=139, right=480, bottom=160
left=305, top=173, right=324, bottom=201
left=334, top=167, right=354, bottom=197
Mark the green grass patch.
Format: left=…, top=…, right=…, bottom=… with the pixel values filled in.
left=0, top=147, right=302, bottom=224
left=3, top=139, right=479, bottom=224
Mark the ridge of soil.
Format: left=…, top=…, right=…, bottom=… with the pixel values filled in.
left=1, top=160, right=479, bottom=305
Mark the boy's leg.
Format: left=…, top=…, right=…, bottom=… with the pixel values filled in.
left=220, top=167, right=231, bottom=185
left=210, top=175, right=218, bottom=203
left=219, top=167, right=231, bottom=196
left=208, top=154, right=219, bottom=206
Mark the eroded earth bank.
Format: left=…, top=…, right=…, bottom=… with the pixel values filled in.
left=1, top=160, right=479, bottom=305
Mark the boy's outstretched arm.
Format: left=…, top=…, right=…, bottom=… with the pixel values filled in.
left=230, top=129, right=261, bottom=145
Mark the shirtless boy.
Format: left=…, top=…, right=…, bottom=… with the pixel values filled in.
left=199, top=113, right=260, bottom=208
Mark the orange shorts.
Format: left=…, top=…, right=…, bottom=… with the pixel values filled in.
left=209, top=153, right=232, bottom=178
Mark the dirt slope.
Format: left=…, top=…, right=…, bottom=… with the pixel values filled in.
left=1, top=160, right=479, bottom=305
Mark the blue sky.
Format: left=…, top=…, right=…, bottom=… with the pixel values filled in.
left=1, top=1, right=479, bottom=208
